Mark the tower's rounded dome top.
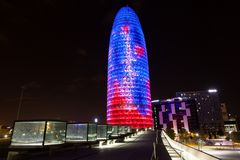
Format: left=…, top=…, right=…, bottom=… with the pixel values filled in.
left=113, top=6, right=141, bottom=29
left=115, top=6, right=137, bottom=18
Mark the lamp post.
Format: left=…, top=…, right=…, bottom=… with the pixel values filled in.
left=229, top=131, right=234, bottom=149
left=16, top=86, right=25, bottom=120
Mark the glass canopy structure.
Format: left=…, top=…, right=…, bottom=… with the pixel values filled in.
left=11, top=120, right=66, bottom=147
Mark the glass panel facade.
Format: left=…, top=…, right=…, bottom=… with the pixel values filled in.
left=88, top=123, right=97, bottom=141
left=127, top=126, right=132, bottom=133
left=44, top=121, right=66, bottom=145
left=118, top=126, right=126, bottom=135
left=111, top=125, right=119, bottom=137
left=66, top=123, right=88, bottom=142
left=11, top=121, right=45, bottom=146
left=97, top=125, right=107, bottom=140
left=107, top=125, right=113, bottom=138
left=107, top=7, right=153, bottom=128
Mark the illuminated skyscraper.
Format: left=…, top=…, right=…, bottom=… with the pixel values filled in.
left=107, top=7, right=152, bottom=128
left=176, top=89, right=224, bottom=132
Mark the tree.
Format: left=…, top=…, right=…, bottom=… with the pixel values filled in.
left=0, top=128, right=10, bottom=139
left=226, top=136, right=230, bottom=141
left=178, top=128, right=190, bottom=143
left=217, top=128, right=224, bottom=136
left=166, top=127, right=175, bottom=140
left=231, top=132, right=240, bottom=143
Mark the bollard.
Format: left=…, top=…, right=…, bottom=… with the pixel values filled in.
left=7, top=151, right=19, bottom=160
left=49, top=148, right=53, bottom=157
left=99, top=141, right=104, bottom=147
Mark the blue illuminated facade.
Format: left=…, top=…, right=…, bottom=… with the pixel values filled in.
left=107, top=7, right=152, bottom=128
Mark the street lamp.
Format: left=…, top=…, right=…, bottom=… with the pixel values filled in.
left=208, top=89, right=217, bottom=93
left=94, top=118, right=98, bottom=123
left=229, top=130, right=232, bottom=140
left=197, top=139, right=203, bottom=151
left=16, top=86, right=25, bottom=120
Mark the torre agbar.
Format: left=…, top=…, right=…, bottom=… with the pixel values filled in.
left=107, top=7, right=152, bottom=128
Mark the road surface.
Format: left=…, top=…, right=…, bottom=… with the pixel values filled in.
left=203, top=149, right=240, bottom=160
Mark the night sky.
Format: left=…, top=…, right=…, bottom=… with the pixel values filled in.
left=0, top=0, right=239, bottom=125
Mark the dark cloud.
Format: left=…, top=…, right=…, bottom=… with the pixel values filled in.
left=64, top=84, right=78, bottom=93
left=76, top=48, right=87, bottom=56
left=64, top=74, right=106, bottom=93
left=132, top=0, right=144, bottom=11
left=22, top=81, right=40, bottom=89
left=91, top=74, right=106, bottom=82
left=102, top=10, right=116, bottom=25
left=0, top=0, right=14, bottom=10
left=0, top=33, right=8, bottom=43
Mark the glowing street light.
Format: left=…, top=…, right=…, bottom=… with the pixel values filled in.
left=94, top=118, right=98, bottom=123
left=208, top=89, right=217, bottom=93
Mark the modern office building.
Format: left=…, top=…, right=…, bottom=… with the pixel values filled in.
left=176, top=89, right=224, bottom=132
left=152, top=97, right=199, bottom=134
left=224, top=118, right=238, bottom=133
left=107, top=7, right=152, bottom=128
left=220, top=103, right=229, bottom=121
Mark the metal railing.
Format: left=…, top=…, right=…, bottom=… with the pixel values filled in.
left=161, top=131, right=222, bottom=160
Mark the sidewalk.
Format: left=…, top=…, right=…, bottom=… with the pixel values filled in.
left=9, top=131, right=174, bottom=160
left=79, top=131, right=158, bottom=160
left=160, top=134, right=182, bottom=160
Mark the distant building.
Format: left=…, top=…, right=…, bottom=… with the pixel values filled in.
left=220, top=103, right=229, bottom=121
left=152, top=97, right=199, bottom=134
left=224, top=118, right=238, bottom=133
left=176, top=89, right=224, bottom=132
left=219, top=103, right=239, bottom=133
